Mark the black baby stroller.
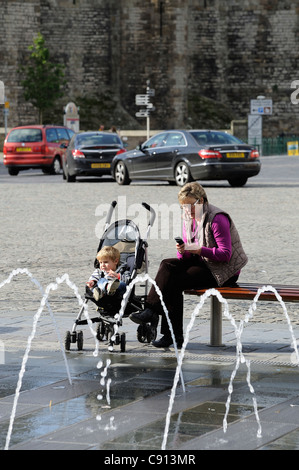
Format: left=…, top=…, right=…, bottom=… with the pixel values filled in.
left=64, top=200, right=156, bottom=352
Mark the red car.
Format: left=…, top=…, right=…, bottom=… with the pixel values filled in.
left=3, top=125, right=75, bottom=175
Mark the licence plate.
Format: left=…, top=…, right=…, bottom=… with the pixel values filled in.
left=91, top=163, right=111, bottom=169
left=226, top=152, right=245, bottom=158
left=16, top=147, right=31, bottom=152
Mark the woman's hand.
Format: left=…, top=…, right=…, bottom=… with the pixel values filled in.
left=176, top=242, right=185, bottom=255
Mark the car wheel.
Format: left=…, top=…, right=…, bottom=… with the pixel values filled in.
left=66, top=172, right=76, bottom=182
left=8, top=168, right=19, bottom=176
left=65, top=162, right=76, bottom=182
left=114, top=161, right=131, bottom=185
left=174, top=162, right=191, bottom=186
left=50, top=157, right=61, bottom=175
left=228, top=177, right=248, bottom=187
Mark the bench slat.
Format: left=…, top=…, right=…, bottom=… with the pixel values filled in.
left=184, top=282, right=299, bottom=302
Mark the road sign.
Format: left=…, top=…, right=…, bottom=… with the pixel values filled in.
left=287, top=141, right=299, bottom=156
left=147, top=88, right=155, bottom=97
left=250, top=99, right=272, bottom=115
left=135, top=81, right=155, bottom=141
left=64, top=102, right=80, bottom=132
left=135, top=110, right=149, bottom=118
left=135, top=94, right=150, bottom=105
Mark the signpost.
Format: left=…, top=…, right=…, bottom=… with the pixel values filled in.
left=0, top=81, right=4, bottom=104
left=248, top=114, right=262, bottom=147
left=135, top=80, right=155, bottom=140
left=249, top=97, right=273, bottom=155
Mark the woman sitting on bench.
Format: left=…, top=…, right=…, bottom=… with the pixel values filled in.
left=130, top=182, right=248, bottom=348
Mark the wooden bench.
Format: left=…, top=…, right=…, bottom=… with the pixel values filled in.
left=184, top=282, right=299, bottom=346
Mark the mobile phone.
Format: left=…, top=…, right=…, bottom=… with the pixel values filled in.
left=175, top=237, right=184, bottom=245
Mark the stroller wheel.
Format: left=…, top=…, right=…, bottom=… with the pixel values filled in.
left=114, top=332, right=120, bottom=345
left=137, top=323, right=156, bottom=343
left=146, top=325, right=157, bottom=343
left=96, top=320, right=106, bottom=341
left=137, top=324, right=147, bottom=343
left=65, top=331, right=71, bottom=351
left=120, top=333, right=126, bottom=352
left=77, top=330, right=83, bottom=351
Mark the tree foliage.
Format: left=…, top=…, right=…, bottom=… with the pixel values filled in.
left=20, top=33, right=66, bottom=123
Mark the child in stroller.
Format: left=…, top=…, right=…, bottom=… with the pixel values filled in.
left=64, top=200, right=157, bottom=353
left=86, top=246, right=129, bottom=302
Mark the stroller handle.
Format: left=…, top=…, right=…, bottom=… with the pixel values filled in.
left=104, top=200, right=117, bottom=230
left=142, top=202, right=156, bottom=227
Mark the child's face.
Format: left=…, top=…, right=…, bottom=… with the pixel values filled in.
left=99, top=257, right=118, bottom=272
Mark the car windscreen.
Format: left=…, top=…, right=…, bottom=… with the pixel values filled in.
left=76, top=133, right=122, bottom=148
left=189, top=131, right=243, bottom=146
left=7, top=128, right=43, bottom=143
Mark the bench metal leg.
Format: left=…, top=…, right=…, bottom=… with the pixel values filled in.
left=210, top=296, right=223, bottom=346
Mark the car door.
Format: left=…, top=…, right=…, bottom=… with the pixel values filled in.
left=156, top=131, right=187, bottom=177
left=45, top=128, right=59, bottom=163
left=131, top=132, right=168, bottom=178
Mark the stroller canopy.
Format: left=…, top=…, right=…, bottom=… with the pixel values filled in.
left=95, top=219, right=142, bottom=271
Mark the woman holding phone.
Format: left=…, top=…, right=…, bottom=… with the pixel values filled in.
left=130, top=182, right=248, bottom=348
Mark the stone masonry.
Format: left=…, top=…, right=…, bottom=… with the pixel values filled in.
left=0, top=0, right=299, bottom=134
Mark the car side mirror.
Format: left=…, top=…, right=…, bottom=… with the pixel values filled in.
left=136, top=143, right=149, bottom=153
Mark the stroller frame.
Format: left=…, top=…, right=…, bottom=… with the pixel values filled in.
left=65, top=200, right=156, bottom=352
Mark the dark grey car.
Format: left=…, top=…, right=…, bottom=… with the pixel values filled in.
left=63, top=131, right=126, bottom=182
left=111, top=130, right=261, bottom=187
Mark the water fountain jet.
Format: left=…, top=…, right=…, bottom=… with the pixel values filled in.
left=2, top=269, right=99, bottom=450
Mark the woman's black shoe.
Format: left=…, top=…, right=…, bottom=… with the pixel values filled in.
left=152, top=335, right=183, bottom=349
left=129, top=308, right=158, bottom=327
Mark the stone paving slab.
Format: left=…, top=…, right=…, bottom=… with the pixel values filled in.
left=180, top=396, right=299, bottom=450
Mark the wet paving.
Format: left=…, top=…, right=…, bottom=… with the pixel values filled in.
left=1, top=310, right=299, bottom=451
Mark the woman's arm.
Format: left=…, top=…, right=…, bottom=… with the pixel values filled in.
left=200, top=213, right=232, bottom=262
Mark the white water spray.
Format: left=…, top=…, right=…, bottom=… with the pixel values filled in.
left=162, top=285, right=299, bottom=449
left=246, top=285, right=299, bottom=365
left=2, top=269, right=99, bottom=451
left=100, top=358, right=111, bottom=386
left=2, top=269, right=299, bottom=450
left=114, top=273, right=186, bottom=392
left=0, top=268, right=72, bottom=383
left=161, top=288, right=246, bottom=449
left=223, top=286, right=299, bottom=438
left=96, top=359, right=113, bottom=426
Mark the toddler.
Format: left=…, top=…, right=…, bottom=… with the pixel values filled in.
left=86, top=245, right=129, bottom=301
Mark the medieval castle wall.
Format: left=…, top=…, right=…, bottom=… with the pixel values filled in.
left=0, top=0, right=298, bottom=135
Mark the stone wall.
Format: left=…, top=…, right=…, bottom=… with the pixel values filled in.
left=0, top=0, right=299, bottom=136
